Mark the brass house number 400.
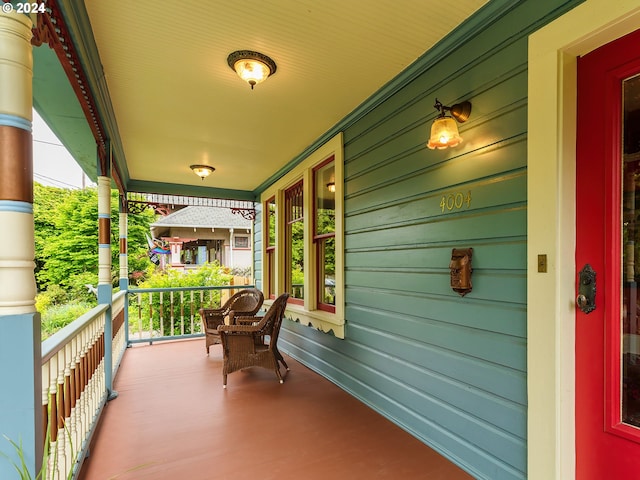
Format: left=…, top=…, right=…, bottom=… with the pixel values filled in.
left=440, top=191, right=472, bottom=213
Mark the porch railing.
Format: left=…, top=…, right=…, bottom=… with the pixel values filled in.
left=127, top=285, right=254, bottom=344
left=40, top=290, right=127, bottom=480
left=37, top=284, right=248, bottom=479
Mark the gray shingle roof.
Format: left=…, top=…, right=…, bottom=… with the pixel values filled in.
left=150, top=206, right=251, bottom=229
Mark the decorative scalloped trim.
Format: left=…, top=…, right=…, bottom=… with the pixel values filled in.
left=284, top=313, right=344, bottom=339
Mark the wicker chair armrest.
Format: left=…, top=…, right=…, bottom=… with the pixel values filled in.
left=200, top=307, right=228, bottom=315
left=218, top=324, right=261, bottom=334
left=233, top=314, right=262, bottom=325
left=200, top=310, right=229, bottom=330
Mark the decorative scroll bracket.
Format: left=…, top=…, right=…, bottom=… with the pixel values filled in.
left=231, top=208, right=256, bottom=221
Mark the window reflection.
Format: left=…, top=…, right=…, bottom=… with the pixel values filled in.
left=285, top=182, right=304, bottom=302
left=622, top=74, right=640, bottom=427
left=314, top=160, right=335, bottom=311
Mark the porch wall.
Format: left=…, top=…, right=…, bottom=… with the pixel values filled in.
left=255, top=1, right=584, bottom=480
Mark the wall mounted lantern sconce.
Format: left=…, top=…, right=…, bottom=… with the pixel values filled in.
left=227, top=50, right=277, bottom=90
left=190, top=164, right=215, bottom=180
left=427, top=99, right=472, bottom=150
left=326, top=182, right=336, bottom=193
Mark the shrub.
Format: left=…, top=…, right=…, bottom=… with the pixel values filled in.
left=36, top=285, right=68, bottom=310
left=129, top=262, right=233, bottom=336
left=40, top=302, right=94, bottom=339
left=61, top=271, right=100, bottom=304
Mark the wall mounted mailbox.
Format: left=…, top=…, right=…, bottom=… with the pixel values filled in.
left=450, top=248, right=473, bottom=296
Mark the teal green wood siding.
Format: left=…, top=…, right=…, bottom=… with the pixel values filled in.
left=255, top=1, right=584, bottom=479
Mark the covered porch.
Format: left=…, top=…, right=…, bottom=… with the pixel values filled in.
left=5, top=1, right=640, bottom=479
left=77, top=338, right=471, bottom=480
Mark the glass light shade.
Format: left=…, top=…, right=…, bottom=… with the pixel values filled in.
left=427, top=116, right=463, bottom=149
left=190, top=164, right=215, bottom=179
left=233, top=59, right=271, bottom=88
left=228, top=51, right=277, bottom=90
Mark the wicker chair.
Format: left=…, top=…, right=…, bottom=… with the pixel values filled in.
left=198, top=288, right=264, bottom=354
left=217, top=292, right=290, bottom=388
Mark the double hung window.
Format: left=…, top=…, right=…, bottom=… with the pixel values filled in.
left=313, top=160, right=335, bottom=313
left=265, top=197, right=276, bottom=299
left=260, top=133, right=344, bottom=337
left=285, top=181, right=304, bottom=304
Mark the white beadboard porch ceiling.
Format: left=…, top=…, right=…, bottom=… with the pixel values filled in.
left=83, top=0, right=488, bottom=193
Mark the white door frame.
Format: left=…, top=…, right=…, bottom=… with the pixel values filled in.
left=528, top=2, right=640, bottom=479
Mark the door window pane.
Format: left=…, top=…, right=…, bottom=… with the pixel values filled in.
left=622, top=74, right=640, bottom=427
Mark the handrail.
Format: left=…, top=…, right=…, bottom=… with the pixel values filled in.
left=40, top=290, right=127, bottom=363
left=129, top=285, right=252, bottom=293
left=41, top=303, right=109, bottom=364
left=112, top=290, right=126, bottom=313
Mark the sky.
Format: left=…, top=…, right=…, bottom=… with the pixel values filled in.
left=32, top=109, right=94, bottom=189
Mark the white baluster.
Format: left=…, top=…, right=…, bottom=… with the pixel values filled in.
left=55, top=350, right=67, bottom=477
left=190, top=290, right=195, bottom=333
left=136, top=292, right=142, bottom=340
left=170, top=290, right=175, bottom=336
left=180, top=290, right=185, bottom=335
left=41, top=361, right=50, bottom=479
left=67, top=337, right=79, bottom=469
left=79, top=325, right=90, bottom=444
left=148, top=292, right=153, bottom=339
left=48, top=354, right=59, bottom=479
left=159, top=291, right=164, bottom=337
left=63, top=342, right=75, bottom=474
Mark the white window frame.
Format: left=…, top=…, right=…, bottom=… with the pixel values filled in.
left=233, top=235, right=249, bottom=249
left=260, top=132, right=345, bottom=338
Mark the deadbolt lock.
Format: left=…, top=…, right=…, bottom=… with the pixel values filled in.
left=576, top=263, right=596, bottom=314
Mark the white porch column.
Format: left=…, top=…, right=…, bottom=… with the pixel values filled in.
left=119, top=195, right=129, bottom=342
left=97, top=175, right=112, bottom=295
left=97, top=173, right=116, bottom=398
left=229, top=228, right=234, bottom=268
left=0, top=11, right=43, bottom=478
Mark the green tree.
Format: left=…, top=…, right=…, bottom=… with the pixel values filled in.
left=34, top=184, right=73, bottom=287
left=38, top=187, right=98, bottom=290
left=34, top=184, right=156, bottom=299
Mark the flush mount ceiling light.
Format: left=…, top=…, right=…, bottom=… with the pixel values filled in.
left=227, top=50, right=277, bottom=90
left=427, top=98, right=472, bottom=150
left=190, top=164, right=215, bottom=180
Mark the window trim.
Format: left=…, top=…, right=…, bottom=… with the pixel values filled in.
left=313, top=157, right=336, bottom=313
left=233, top=235, right=249, bottom=249
left=260, top=132, right=344, bottom=338
left=285, top=180, right=304, bottom=306
left=265, top=196, right=276, bottom=299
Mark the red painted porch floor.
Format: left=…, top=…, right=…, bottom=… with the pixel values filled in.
left=78, top=338, right=473, bottom=480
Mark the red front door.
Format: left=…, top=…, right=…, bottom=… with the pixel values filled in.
left=576, top=28, right=640, bottom=479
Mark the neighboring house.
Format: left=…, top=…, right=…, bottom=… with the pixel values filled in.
left=150, top=206, right=252, bottom=271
